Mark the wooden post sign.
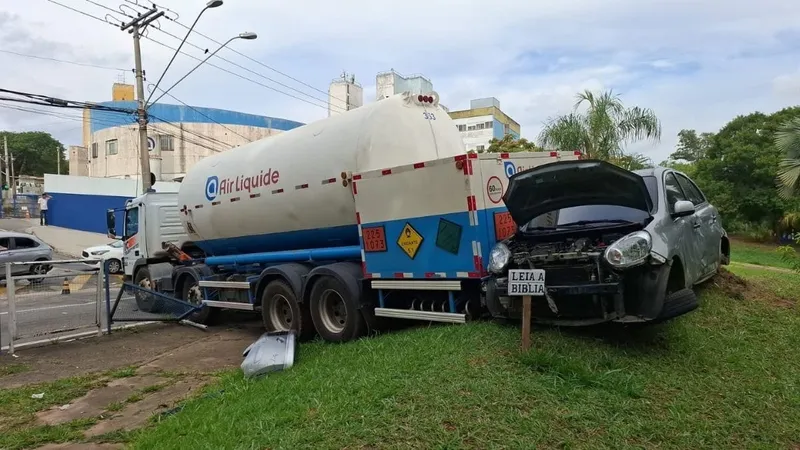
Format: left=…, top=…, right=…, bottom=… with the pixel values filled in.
left=507, top=269, right=546, bottom=351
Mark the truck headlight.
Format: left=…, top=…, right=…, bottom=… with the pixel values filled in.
left=488, top=242, right=511, bottom=274
left=604, top=230, right=652, bottom=269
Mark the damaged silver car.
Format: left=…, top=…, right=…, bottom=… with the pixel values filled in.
left=484, top=159, right=730, bottom=326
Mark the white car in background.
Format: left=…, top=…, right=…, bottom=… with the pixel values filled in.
left=82, top=240, right=124, bottom=274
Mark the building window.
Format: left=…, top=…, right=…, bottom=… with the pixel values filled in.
left=159, top=135, right=174, bottom=151
left=476, top=145, right=485, bottom=152
left=485, top=121, right=493, bottom=129
left=106, top=139, right=118, bottom=156
left=457, top=124, right=466, bottom=132
left=91, top=142, right=98, bottom=159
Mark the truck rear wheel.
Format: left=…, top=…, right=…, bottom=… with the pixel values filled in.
left=261, top=280, right=312, bottom=338
left=181, top=279, right=217, bottom=325
left=134, top=267, right=162, bottom=313
left=309, top=275, right=365, bottom=343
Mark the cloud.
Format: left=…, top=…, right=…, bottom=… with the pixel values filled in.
left=0, top=0, right=798, bottom=164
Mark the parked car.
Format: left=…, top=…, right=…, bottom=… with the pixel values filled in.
left=81, top=240, right=124, bottom=274
left=485, top=159, right=730, bottom=326
left=0, top=231, right=53, bottom=282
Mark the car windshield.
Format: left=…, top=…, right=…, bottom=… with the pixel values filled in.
left=522, top=175, right=659, bottom=231
left=109, top=240, right=123, bottom=248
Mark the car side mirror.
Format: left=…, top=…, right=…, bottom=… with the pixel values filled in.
left=106, top=209, right=119, bottom=239
left=672, top=200, right=695, bottom=218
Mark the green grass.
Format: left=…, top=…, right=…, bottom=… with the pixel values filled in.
left=131, top=273, right=800, bottom=450
left=0, top=375, right=103, bottom=450
left=0, top=364, right=30, bottom=377
left=105, top=366, right=137, bottom=379
left=730, top=238, right=794, bottom=269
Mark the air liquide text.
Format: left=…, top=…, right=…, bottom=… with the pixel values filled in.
left=220, top=169, right=280, bottom=195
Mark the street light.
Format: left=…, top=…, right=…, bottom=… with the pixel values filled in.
left=144, top=0, right=224, bottom=107
left=149, top=32, right=258, bottom=106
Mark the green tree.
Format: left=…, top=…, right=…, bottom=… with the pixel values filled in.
left=537, top=89, right=661, bottom=160
left=610, top=153, right=653, bottom=171
left=775, top=117, right=800, bottom=199
left=484, top=134, right=541, bottom=153
left=0, top=131, right=66, bottom=177
left=693, top=107, right=800, bottom=228
left=669, top=129, right=714, bottom=162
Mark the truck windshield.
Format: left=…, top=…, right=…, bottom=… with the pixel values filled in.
left=124, top=207, right=139, bottom=237
left=522, top=175, right=659, bottom=231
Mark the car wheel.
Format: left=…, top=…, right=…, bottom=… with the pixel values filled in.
left=28, top=259, right=51, bottom=284
left=106, top=259, right=122, bottom=274
left=658, top=288, right=698, bottom=321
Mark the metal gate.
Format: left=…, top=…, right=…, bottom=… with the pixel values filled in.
left=105, top=277, right=202, bottom=330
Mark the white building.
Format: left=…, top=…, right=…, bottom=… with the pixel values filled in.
left=448, top=98, right=521, bottom=153
left=328, top=72, right=363, bottom=117
left=376, top=70, right=433, bottom=101
left=77, top=85, right=304, bottom=180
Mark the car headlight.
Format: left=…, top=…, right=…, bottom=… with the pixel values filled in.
left=604, top=230, right=652, bottom=269
left=91, top=250, right=109, bottom=256
left=488, top=242, right=511, bottom=274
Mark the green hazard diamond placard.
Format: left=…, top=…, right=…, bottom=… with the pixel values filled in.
left=436, top=218, right=462, bottom=255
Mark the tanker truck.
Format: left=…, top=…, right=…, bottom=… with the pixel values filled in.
left=107, top=91, right=581, bottom=342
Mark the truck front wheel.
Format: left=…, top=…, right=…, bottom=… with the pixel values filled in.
left=261, top=279, right=312, bottom=338
left=181, top=279, right=217, bottom=325
left=309, top=276, right=365, bottom=343
left=133, top=267, right=163, bottom=313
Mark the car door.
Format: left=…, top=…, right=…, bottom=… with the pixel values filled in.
left=674, top=173, right=719, bottom=277
left=0, top=236, right=14, bottom=276
left=10, top=237, right=43, bottom=275
left=663, top=172, right=705, bottom=283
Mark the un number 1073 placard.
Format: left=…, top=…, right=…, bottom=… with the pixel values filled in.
left=507, top=269, right=546, bottom=296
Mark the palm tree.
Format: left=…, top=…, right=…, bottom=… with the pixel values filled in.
left=537, top=90, right=662, bottom=160
left=776, top=117, right=800, bottom=199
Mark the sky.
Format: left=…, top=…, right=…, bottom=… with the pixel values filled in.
left=1, top=0, right=800, bottom=164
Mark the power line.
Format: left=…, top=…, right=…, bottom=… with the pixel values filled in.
left=146, top=86, right=252, bottom=141
left=0, top=49, right=128, bottom=72
left=151, top=24, right=342, bottom=111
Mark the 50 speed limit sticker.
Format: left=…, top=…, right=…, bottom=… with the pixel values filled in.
left=486, top=176, right=503, bottom=204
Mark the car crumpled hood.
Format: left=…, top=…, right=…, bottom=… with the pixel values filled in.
left=502, top=159, right=654, bottom=226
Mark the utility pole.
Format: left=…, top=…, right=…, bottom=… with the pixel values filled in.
left=120, top=8, right=164, bottom=194
left=10, top=153, right=16, bottom=199
left=3, top=135, right=9, bottom=198
left=56, top=146, right=60, bottom=175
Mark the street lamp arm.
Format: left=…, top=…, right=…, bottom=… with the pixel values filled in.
left=147, top=33, right=255, bottom=107
left=144, top=1, right=220, bottom=107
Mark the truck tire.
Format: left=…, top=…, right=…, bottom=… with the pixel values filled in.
left=261, top=279, right=312, bottom=338
left=309, top=275, right=365, bottom=343
left=181, top=278, right=217, bottom=325
left=134, top=267, right=163, bottom=313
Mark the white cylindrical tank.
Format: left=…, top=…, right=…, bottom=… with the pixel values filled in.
left=178, top=92, right=465, bottom=257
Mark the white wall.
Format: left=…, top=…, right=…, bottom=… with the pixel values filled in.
left=86, top=123, right=284, bottom=179
left=45, top=174, right=180, bottom=197
left=329, top=81, right=364, bottom=116
left=452, top=115, right=495, bottom=152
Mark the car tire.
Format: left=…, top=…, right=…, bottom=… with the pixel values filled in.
left=28, top=258, right=51, bottom=284
left=309, top=275, right=365, bottom=343
left=657, top=288, right=698, bottom=321
left=133, top=267, right=163, bottom=313
left=106, top=259, right=122, bottom=275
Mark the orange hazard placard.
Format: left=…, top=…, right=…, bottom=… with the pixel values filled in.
left=362, top=226, right=387, bottom=252
left=494, top=211, right=516, bottom=241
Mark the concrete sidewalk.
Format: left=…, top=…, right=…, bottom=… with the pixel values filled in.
left=28, top=225, right=110, bottom=258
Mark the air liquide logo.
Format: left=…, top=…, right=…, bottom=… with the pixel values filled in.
left=205, top=176, right=219, bottom=201
left=504, top=161, right=516, bottom=178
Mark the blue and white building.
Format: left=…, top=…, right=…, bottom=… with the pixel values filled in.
left=448, top=97, right=521, bottom=153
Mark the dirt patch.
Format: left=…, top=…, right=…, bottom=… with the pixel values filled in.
left=710, top=268, right=797, bottom=308
left=711, top=268, right=749, bottom=300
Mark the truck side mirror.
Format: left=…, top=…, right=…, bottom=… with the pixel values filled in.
left=106, top=209, right=118, bottom=238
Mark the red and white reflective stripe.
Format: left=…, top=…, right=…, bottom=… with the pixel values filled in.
left=424, top=272, right=447, bottom=278
left=321, top=177, right=338, bottom=185
left=271, top=188, right=284, bottom=194
left=466, top=195, right=479, bottom=226
left=456, top=271, right=470, bottom=278
left=472, top=241, right=484, bottom=274
left=295, top=183, right=309, bottom=190
left=413, top=162, right=425, bottom=169
left=393, top=272, right=414, bottom=278
left=574, top=150, right=583, bottom=159
left=194, top=204, right=204, bottom=209
left=352, top=181, right=358, bottom=195
left=549, top=151, right=558, bottom=157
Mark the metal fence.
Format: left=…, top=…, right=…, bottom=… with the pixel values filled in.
left=1, top=260, right=104, bottom=353
left=0, top=195, right=41, bottom=219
